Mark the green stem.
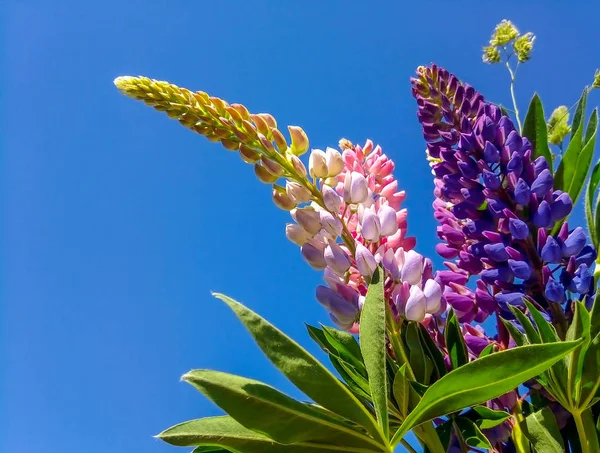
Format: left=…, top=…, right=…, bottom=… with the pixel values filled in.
left=399, top=438, right=418, bottom=453
left=385, top=306, right=414, bottom=379
left=505, top=62, right=522, bottom=133
left=511, top=399, right=531, bottom=453
left=573, top=408, right=600, bottom=453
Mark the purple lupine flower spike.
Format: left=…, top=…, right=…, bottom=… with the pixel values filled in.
left=411, top=64, right=596, bottom=321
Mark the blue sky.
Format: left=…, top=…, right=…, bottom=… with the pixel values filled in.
left=2, top=1, right=599, bottom=452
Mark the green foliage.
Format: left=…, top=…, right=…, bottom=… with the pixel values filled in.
left=444, top=309, right=468, bottom=369
left=523, top=94, right=552, bottom=170
left=214, top=294, right=387, bottom=447
left=359, top=267, right=390, bottom=439
left=390, top=341, right=582, bottom=446
left=520, top=408, right=565, bottom=453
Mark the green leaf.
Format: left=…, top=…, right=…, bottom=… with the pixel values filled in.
left=586, top=157, right=600, bottom=248
left=554, top=90, right=591, bottom=222
left=434, top=421, right=453, bottom=451
left=330, top=355, right=371, bottom=398
left=580, top=332, right=600, bottom=406
left=570, top=109, right=598, bottom=215
left=509, top=305, right=541, bottom=344
left=524, top=301, right=559, bottom=343
left=571, top=87, right=588, bottom=143
left=182, top=370, right=380, bottom=449
left=392, top=365, right=412, bottom=418
left=522, top=93, right=552, bottom=170
left=471, top=406, right=511, bottom=429
left=501, top=318, right=527, bottom=346
left=520, top=408, right=565, bottom=453
left=359, top=266, right=389, bottom=438
left=214, top=294, right=386, bottom=447
left=445, top=310, right=468, bottom=369
left=455, top=417, right=492, bottom=450
left=159, top=416, right=377, bottom=453
left=417, top=324, right=447, bottom=379
left=390, top=341, right=583, bottom=446
left=192, top=447, right=230, bottom=453
left=478, top=344, right=494, bottom=358
left=591, top=291, right=600, bottom=339
left=405, top=322, right=428, bottom=383
left=322, top=326, right=366, bottom=376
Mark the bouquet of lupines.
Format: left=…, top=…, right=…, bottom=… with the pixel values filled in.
left=115, top=20, right=600, bottom=453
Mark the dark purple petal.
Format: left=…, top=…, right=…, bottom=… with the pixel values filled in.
left=509, top=218, right=529, bottom=240
left=545, top=278, right=565, bottom=303
left=550, top=192, right=573, bottom=221
left=531, top=169, right=554, bottom=197
left=541, top=236, right=562, bottom=264
left=533, top=200, right=552, bottom=228
left=482, top=170, right=501, bottom=190
left=508, top=259, right=532, bottom=279
left=504, top=130, right=523, bottom=155
left=436, top=243, right=459, bottom=259
left=483, top=141, right=500, bottom=164
left=464, top=335, right=490, bottom=355
left=575, top=245, right=598, bottom=267
left=458, top=159, right=479, bottom=179
left=488, top=199, right=508, bottom=218
left=445, top=293, right=475, bottom=312
left=514, top=178, right=531, bottom=205
left=562, top=227, right=586, bottom=257
left=507, top=153, right=523, bottom=176
left=481, top=266, right=513, bottom=284
left=475, top=288, right=497, bottom=313
left=437, top=270, right=468, bottom=286
left=573, top=264, right=592, bottom=294
left=533, top=156, right=549, bottom=177
left=496, top=291, right=526, bottom=307
left=484, top=243, right=509, bottom=262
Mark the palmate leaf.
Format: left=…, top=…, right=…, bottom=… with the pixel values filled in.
left=359, top=267, right=389, bottom=438
left=390, top=341, right=583, bottom=446
left=213, top=293, right=388, bottom=449
left=159, top=416, right=378, bottom=453
left=182, top=370, right=381, bottom=450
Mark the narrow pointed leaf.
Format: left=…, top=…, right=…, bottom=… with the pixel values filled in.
left=571, top=88, right=588, bottom=142
left=183, top=370, right=380, bottom=449
left=479, top=344, right=494, bottom=358
left=160, top=416, right=379, bottom=453
left=322, top=325, right=366, bottom=375
left=520, top=408, right=565, bottom=453
left=359, top=266, right=389, bottom=438
left=418, top=324, right=446, bottom=379
left=509, top=306, right=541, bottom=344
left=445, top=310, right=468, bottom=369
left=568, top=109, right=598, bottom=213
left=524, top=301, right=559, bottom=343
left=214, top=293, right=386, bottom=446
left=471, top=406, right=511, bottom=429
left=522, top=93, right=552, bottom=170
left=501, top=318, right=527, bottom=346
left=405, top=322, right=428, bottom=383
left=455, top=417, right=492, bottom=450
left=390, top=341, right=583, bottom=445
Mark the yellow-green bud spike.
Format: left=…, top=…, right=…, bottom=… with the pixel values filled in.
left=271, top=128, right=289, bottom=153
left=272, top=185, right=296, bottom=210
left=547, top=106, right=571, bottom=146
left=513, top=32, right=535, bottom=62
left=482, top=46, right=501, bottom=64
left=239, top=144, right=261, bottom=164
left=489, top=19, right=519, bottom=47
left=593, top=69, right=600, bottom=89
left=250, top=114, right=272, bottom=139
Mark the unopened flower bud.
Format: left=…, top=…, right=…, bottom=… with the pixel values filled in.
left=324, top=240, right=351, bottom=275
left=260, top=155, right=284, bottom=176
left=322, top=185, right=342, bottom=212
left=324, top=176, right=339, bottom=187
left=250, top=114, right=271, bottom=137
left=295, top=207, right=322, bottom=235
left=343, top=171, right=368, bottom=204
left=286, top=223, right=313, bottom=246
left=286, top=181, right=312, bottom=204
left=315, top=285, right=358, bottom=325
left=320, top=210, right=343, bottom=237
left=325, top=147, right=344, bottom=176
left=423, top=279, right=442, bottom=314
left=254, top=163, right=278, bottom=183
left=287, top=153, right=308, bottom=178
left=239, top=144, right=261, bottom=164
left=272, top=186, right=296, bottom=210
left=355, top=243, right=377, bottom=277
left=301, top=243, right=326, bottom=269
left=361, top=209, right=381, bottom=242
left=378, top=205, right=398, bottom=237
left=288, top=126, right=309, bottom=156
left=401, top=250, right=423, bottom=285
left=405, top=286, right=426, bottom=322
left=309, top=149, right=329, bottom=179
left=271, top=128, right=288, bottom=152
